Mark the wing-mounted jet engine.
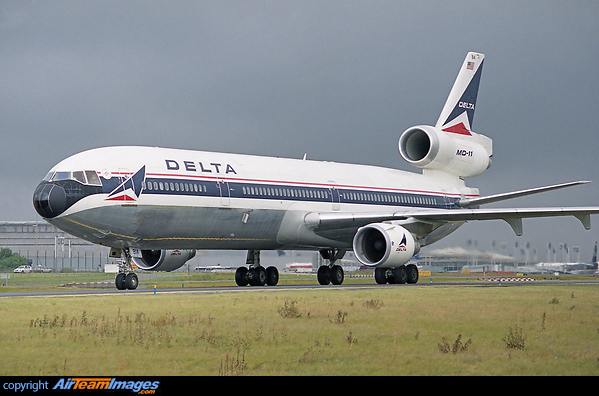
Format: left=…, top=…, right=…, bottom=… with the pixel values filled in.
left=353, top=223, right=420, bottom=267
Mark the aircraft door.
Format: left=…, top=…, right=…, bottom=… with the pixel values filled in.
left=118, top=168, right=131, bottom=184
left=328, top=182, right=340, bottom=211
left=217, top=180, right=231, bottom=206
left=443, top=194, right=452, bottom=210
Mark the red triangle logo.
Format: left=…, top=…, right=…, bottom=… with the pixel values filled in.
left=105, top=193, right=136, bottom=202
left=442, top=122, right=472, bottom=136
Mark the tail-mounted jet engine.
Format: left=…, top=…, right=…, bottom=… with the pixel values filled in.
left=353, top=223, right=420, bottom=268
left=399, top=125, right=492, bottom=178
left=131, top=249, right=196, bottom=272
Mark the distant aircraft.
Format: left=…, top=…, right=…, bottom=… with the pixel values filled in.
left=33, top=52, right=599, bottom=289
left=533, top=242, right=599, bottom=275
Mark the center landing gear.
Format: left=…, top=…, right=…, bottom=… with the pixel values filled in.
left=235, top=250, right=279, bottom=286
left=317, top=248, right=346, bottom=285
left=113, top=248, right=139, bottom=290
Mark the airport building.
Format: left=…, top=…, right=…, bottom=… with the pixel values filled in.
left=0, top=221, right=112, bottom=272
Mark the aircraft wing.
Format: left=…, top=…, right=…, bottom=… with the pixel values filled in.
left=304, top=207, right=599, bottom=236
left=458, top=181, right=591, bottom=208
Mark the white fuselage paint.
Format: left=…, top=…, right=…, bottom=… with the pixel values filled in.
left=43, top=146, right=478, bottom=251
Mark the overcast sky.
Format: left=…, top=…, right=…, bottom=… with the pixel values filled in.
left=2, top=1, right=599, bottom=260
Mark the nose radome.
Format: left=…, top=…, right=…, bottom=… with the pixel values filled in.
left=33, top=183, right=67, bottom=218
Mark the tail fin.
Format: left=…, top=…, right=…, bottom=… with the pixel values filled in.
left=435, top=52, right=484, bottom=135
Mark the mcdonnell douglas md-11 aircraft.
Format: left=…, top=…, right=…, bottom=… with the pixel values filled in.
left=33, top=52, right=599, bottom=289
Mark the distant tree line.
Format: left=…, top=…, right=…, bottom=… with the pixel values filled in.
left=0, top=248, right=28, bottom=270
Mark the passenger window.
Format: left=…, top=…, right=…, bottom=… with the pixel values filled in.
left=85, top=171, right=101, bottom=186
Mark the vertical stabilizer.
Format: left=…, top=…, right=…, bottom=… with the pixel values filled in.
left=436, top=52, right=484, bottom=135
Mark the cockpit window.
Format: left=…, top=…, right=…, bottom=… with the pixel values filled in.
left=52, top=171, right=72, bottom=181
left=72, top=171, right=86, bottom=184
left=85, top=171, right=101, bottom=186
left=48, top=170, right=102, bottom=186
left=43, top=171, right=55, bottom=181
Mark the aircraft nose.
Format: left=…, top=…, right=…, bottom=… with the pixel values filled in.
left=33, top=182, right=67, bottom=218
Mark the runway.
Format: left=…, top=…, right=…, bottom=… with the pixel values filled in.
left=2, top=279, right=598, bottom=299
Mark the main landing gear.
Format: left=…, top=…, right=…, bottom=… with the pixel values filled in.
left=317, top=248, right=346, bottom=285
left=113, top=248, right=138, bottom=290
left=374, top=264, right=419, bottom=285
left=235, top=250, right=279, bottom=287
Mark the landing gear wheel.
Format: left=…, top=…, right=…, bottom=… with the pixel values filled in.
left=115, top=272, right=137, bottom=290
left=115, top=273, right=127, bottom=290
left=125, top=273, right=138, bottom=290
left=317, top=266, right=331, bottom=285
left=374, top=268, right=387, bottom=284
left=248, top=266, right=267, bottom=286
left=393, top=265, right=408, bottom=284
left=330, top=265, right=344, bottom=285
left=266, top=266, right=279, bottom=286
left=406, top=264, right=419, bottom=284
left=235, top=267, right=249, bottom=286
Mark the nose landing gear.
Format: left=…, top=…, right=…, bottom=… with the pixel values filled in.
left=112, top=248, right=139, bottom=290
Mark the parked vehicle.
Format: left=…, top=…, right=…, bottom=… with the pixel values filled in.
left=33, top=266, right=52, bottom=273
left=13, top=265, right=33, bottom=273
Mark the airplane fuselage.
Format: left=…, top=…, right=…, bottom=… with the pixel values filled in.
left=34, top=146, right=477, bottom=251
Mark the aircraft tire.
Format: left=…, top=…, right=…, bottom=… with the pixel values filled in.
left=330, top=265, right=344, bottom=285
left=406, top=264, right=419, bottom=284
left=374, top=268, right=387, bottom=284
left=115, top=273, right=126, bottom=290
left=266, top=266, right=279, bottom=286
left=249, top=267, right=267, bottom=286
left=125, top=273, right=138, bottom=290
left=235, top=267, right=249, bottom=286
left=317, top=266, right=331, bottom=285
left=393, top=265, right=408, bottom=284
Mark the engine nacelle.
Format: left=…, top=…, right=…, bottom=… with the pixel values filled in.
left=353, top=223, right=420, bottom=268
left=131, top=249, right=196, bottom=272
left=399, top=125, right=492, bottom=178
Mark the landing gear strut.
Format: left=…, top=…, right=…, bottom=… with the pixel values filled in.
left=317, top=248, right=346, bottom=285
left=114, top=248, right=138, bottom=290
left=235, top=250, right=279, bottom=286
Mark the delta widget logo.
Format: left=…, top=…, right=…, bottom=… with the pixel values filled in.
left=105, top=166, right=146, bottom=202
left=395, top=234, right=407, bottom=252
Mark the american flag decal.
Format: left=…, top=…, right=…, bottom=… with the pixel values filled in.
left=466, top=61, right=475, bottom=70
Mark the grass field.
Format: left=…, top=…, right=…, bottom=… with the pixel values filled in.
left=1, top=282, right=598, bottom=375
